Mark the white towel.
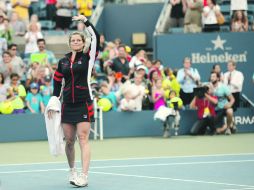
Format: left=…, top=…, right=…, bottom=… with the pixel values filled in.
left=44, top=96, right=65, bottom=156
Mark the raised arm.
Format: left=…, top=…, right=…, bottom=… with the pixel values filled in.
left=72, top=15, right=100, bottom=55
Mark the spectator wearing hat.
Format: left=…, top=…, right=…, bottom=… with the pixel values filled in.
left=26, top=82, right=44, bottom=113
left=40, top=75, right=53, bottom=106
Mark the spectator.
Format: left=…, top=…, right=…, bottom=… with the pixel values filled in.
left=101, top=42, right=117, bottom=71
left=169, top=0, right=185, bottom=28
left=30, top=38, right=57, bottom=66
left=165, top=90, right=183, bottom=137
left=0, top=14, right=5, bottom=32
left=202, top=0, right=221, bottom=32
left=45, top=0, right=57, bottom=22
left=210, top=72, right=235, bottom=135
left=134, top=65, right=149, bottom=85
left=29, top=14, right=41, bottom=31
left=99, top=34, right=107, bottom=52
left=212, top=64, right=223, bottom=82
left=148, top=67, right=162, bottom=87
left=8, top=44, right=25, bottom=79
left=119, top=90, right=137, bottom=112
left=190, top=84, right=217, bottom=135
left=223, top=60, right=244, bottom=112
left=177, top=57, right=200, bottom=106
left=129, top=49, right=147, bottom=71
left=230, top=0, right=247, bottom=13
left=145, top=59, right=153, bottom=71
left=76, top=0, right=93, bottom=20
left=231, top=10, right=248, bottom=32
left=9, top=11, right=26, bottom=36
left=119, top=80, right=143, bottom=112
left=11, top=0, right=31, bottom=25
left=0, top=18, right=13, bottom=45
left=152, top=79, right=166, bottom=110
left=8, top=73, right=27, bottom=114
left=130, top=73, right=146, bottom=111
left=24, top=22, right=43, bottom=58
left=99, top=81, right=118, bottom=111
left=25, top=61, right=40, bottom=89
left=0, top=37, right=7, bottom=57
left=107, top=72, right=123, bottom=93
left=0, top=72, right=8, bottom=102
left=40, top=75, right=53, bottom=106
left=109, top=45, right=130, bottom=82
left=55, top=0, right=74, bottom=31
left=0, top=51, right=13, bottom=84
left=26, top=82, right=44, bottom=113
left=183, top=0, right=203, bottom=33
left=28, top=0, right=40, bottom=18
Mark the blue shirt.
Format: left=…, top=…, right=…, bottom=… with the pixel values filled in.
left=177, top=67, right=200, bottom=93
left=213, top=82, right=231, bottom=110
left=26, top=92, right=43, bottom=113
left=40, top=85, right=53, bottom=106
left=101, top=92, right=118, bottom=111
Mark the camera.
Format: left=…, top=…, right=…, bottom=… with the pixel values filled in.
left=194, top=86, right=209, bottom=98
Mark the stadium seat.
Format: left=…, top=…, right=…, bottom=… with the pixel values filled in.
left=43, top=30, right=65, bottom=36
left=40, top=20, right=56, bottom=30
left=220, top=5, right=230, bottom=15
left=220, top=25, right=230, bottom=32
left=221, top=0, right=230, bottom=5
left=168, top=27, right=184, bottom=33
left=248, top=15, right=254, bottom=26
left=248, top=0, right=254, bottom=5
left=223, top=15, right=232, bottom=25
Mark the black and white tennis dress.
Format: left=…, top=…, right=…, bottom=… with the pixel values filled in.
left=53, top=20, right=99, bottom=124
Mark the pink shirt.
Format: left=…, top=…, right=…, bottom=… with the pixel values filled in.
left=46, top=0, right=57, bottom=4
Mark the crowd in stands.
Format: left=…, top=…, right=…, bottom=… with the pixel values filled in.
left=0, top=0, right=248, bottom=137
left=169, top=0, right=254, bottom=32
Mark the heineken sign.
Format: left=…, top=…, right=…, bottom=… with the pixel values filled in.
left=155, top=32, right=254, bottom=103
left=191, top=35, right=248, bottom=64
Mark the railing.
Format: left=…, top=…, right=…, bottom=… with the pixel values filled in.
left=90, top=0, right=105, bottom=26
left=241, top=94, right=254, bottom=108
left=154, top=1, right=171, bottom=35
left=91, top=100, right=104, bottom=140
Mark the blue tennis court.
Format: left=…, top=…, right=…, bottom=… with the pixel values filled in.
left=1, top=153, right=254, bottom=190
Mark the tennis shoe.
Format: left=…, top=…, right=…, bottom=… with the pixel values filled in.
left=69, top=169, right=78, bottom=186
left=73, top=173, right=88, bottom=187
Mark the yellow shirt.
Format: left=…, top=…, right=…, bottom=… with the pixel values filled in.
left=11, top=0, right=31, bottom=21
left=77, top=0, right=93, bottom=17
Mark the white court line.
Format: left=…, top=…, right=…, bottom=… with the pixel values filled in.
left=89, top=171, right=254, bottom=188
left=0, top=159, right=254, bottom=174
left=90, top=159, right=254, bottom=169
left=223, top=188, right=254, bottom=190
left=0, top=153, right=254, bottom=167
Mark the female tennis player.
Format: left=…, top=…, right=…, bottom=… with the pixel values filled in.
left=48, top=14, right=99, bottom=187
